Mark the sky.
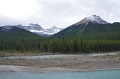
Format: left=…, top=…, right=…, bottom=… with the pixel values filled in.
left=0, top=0, right=120, bottom=29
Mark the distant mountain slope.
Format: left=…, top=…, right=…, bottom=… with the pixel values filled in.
left=52, top=15, right=120, bottom=39
left=0, top=26, right=40, bottom=39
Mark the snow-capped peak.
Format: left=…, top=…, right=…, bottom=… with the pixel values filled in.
left=85, top=15, right=108, bottom=24
left=16, top=23, right=43, bottom=31
left=76, top=15, right=108, bottom=25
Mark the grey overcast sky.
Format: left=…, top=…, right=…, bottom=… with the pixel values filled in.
left=0, top=0, right=120, bottom=28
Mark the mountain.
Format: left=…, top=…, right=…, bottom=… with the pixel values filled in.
left=75, top=15, right=108, bottom=25
left=26, top=25, right=63, bottom=37
left=52, top=15, right=120, bottom=39
left=0, top=26, right=40, bottom=39
left=16, top=23, right=43, bottom=31
left=16, top=24, right=63, bottom=37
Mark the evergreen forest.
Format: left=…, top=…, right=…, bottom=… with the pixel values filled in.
left=1, top=22, right=120, bottom=54
left=0, top=38, right=120, bottom=53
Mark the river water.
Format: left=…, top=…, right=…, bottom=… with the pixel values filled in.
left=0, top=70, right=120, bottom=79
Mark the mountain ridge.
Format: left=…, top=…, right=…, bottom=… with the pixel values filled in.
left=15, top=24, right=63, bottom=37
left=52, top=15, right=120, bottom=39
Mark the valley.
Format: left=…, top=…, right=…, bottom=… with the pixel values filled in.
left=0, top=15, right=120, bottom=53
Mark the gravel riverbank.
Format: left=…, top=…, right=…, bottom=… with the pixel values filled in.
left=0, top=52, right=120, bottom=72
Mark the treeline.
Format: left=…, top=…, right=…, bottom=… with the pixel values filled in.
left=0, top=38, right=120, bottom=53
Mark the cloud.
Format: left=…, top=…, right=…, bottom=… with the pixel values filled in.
left=0, top=14, right=19, bottom=26
left=0, top=0, right=120, bottom=28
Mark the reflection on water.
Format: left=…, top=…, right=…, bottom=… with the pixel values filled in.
left=0, top=70, right=120, bottom=79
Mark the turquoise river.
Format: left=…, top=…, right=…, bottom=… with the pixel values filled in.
left=0, top=70, right=120, bottom=79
